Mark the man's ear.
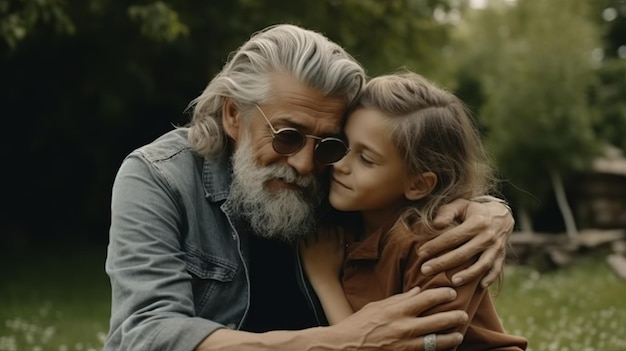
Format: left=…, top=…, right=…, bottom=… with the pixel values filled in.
left=222, top=98, right=241, bottom=141
left=405, top=172, right=437, bottom=201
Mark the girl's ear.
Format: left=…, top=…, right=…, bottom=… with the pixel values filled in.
left=222, top=98, right=242, bottom=141
left=405, top=172, right=437, bottom=201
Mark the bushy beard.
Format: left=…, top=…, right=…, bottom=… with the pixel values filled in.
left=229, top=136, right=323, bottom=243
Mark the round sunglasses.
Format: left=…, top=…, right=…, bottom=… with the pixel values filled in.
left=254, top=104, right=349, bottom=164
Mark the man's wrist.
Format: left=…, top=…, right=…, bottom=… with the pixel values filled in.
left=471, top=195, right=513, bottom=215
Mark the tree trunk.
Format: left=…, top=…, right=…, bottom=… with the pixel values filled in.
left=517, top=206, right=534, bottom=233
left=548, top=166, right=578, bottom=238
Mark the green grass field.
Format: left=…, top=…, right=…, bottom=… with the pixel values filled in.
left=494, top=252, right=626, bottom=351
left=1, top=244, right=624, bottom=351
left=0, top=244, right=110, bottom=351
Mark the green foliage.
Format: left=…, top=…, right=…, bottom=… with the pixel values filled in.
left=127, top=2, right=189, bottom=42
left=1, top=0, right=458, bottom=74
left=2, top=0, right=624, bottom=239
left=589, top=0, right=626, bottom=151
left=591, top=58, right=626, bottom=151
left=0, top=1, right=190, bottom=47
left=450, top=0, right=604, bottom=212
left=1, top=0, right=462, bottom=243
left=0, top=0, right=74, bottom=48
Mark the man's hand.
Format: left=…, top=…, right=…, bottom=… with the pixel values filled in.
left=332, top=287, right=467, bottom=350
left=197, top=287, right=467, bottom=351
left=418, top=198, right=514, bottom=288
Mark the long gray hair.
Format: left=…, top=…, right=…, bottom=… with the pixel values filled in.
left=186, top=24, right=365, bottom=157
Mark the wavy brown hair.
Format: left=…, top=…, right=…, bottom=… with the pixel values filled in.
left=356, top=71, right=497, bottom=232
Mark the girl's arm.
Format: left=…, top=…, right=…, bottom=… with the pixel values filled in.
left=299, top=227, right=354, bottom=324
left=404, top=241, right=527, bottom=351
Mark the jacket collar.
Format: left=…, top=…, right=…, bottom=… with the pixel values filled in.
left=201, top=147, right=233, bottom=203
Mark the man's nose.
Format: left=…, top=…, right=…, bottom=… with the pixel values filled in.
left=286, top=139, right=316, bottom=175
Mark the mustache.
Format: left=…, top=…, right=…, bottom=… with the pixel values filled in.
left=254, top=160, right=318, bottom=190
left=229, top=134, right=322, bottom=242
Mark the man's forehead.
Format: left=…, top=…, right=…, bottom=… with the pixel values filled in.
left=266, top=74, right=348, bottom=134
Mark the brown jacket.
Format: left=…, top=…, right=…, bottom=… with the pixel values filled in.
left=341, top=220, right=528, bottom=351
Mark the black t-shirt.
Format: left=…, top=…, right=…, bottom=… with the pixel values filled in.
left=240, top=234, right=319, bottom=332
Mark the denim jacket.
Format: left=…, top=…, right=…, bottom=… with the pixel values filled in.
left=104, top=128, right=325, bottom=351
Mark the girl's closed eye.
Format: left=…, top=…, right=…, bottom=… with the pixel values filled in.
left=359, top=154, right=375, bottom=166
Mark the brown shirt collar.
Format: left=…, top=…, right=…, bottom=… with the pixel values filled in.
left=345, top=217, right=406, bottom=262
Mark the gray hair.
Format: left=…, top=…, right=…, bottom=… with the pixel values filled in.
left=186, top=24, right=365, bottom=157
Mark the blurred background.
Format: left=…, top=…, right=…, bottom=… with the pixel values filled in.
left=0, top=0, right=625, bottom=350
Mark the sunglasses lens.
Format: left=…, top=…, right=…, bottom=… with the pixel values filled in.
left=315, top=138, right=348, bottom=164
left=270, top=125, right=347, bottom=164
left=272, top=129, right=305, bottom=154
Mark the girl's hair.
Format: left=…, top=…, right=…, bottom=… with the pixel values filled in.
left=356, top=71, right=497, bottom=231
left=185, top=24, right=365, bottom=157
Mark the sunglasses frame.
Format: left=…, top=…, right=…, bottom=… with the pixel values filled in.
left=253, top=104, right=349, bottom=164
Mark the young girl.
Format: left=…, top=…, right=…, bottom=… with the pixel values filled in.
left=300, top=71, right=527, bottom=350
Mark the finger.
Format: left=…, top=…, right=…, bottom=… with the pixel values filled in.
left=432, top=198, right=469, bottom=228
left=381, top=286, right=422, bottom=304
left=360, top=286, right=423, bottom=311
left=421, top=233, right=491, bottom=277
left=449, top=248, right=495, bottom=286
left=436, top=332, right=464, bottom=351
left=399, top=287, right=457, bottom=316
left=420, top=332, right=464, bottom=351
left=480, top=249, right=505, bottom=288
left=449, top=230, right=501, bottom=284
left=418, top=230, right=468, bottom=262
left=444, top=231, right=505, bottom=287
left=408, top=310, right=468, bottom=336
left=419, top=217, right=488, bottom=261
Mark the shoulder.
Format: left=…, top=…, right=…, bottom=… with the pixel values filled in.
left=117, top=128, right=213, bottom=195
left=133, top=128, right=193, bottom=163
left=383, top=220, right=434, bottom=245
left=121, top=128, right=209, bottom=182
left=381, top=222, right=422, bottom=255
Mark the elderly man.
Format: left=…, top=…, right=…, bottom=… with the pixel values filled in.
left=105, top=24, right=514, bottom=351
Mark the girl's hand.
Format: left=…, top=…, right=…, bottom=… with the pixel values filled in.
left=299, top=227, right=346, bottom=285
left=299, top=227, right=355, bottom=325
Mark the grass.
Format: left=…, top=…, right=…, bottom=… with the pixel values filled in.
left=494, top=251, right=626, bottom=351
left=0, top=243, right=110, bottom=351
left=0, top=243, right=624, bottom=351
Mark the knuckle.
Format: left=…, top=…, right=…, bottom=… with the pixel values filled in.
left=484, top=231, right=498, bottom=245
left=475, top=214, right=491, bottom=228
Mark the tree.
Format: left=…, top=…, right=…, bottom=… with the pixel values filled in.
left=450, top=0, right=604, bottom=235
left=590, top=0, right=626, bottom=152
left=0, top=0, right=461, bottom=244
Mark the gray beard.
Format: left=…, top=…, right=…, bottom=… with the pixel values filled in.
left=229, top=136, right=322, bottom=243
